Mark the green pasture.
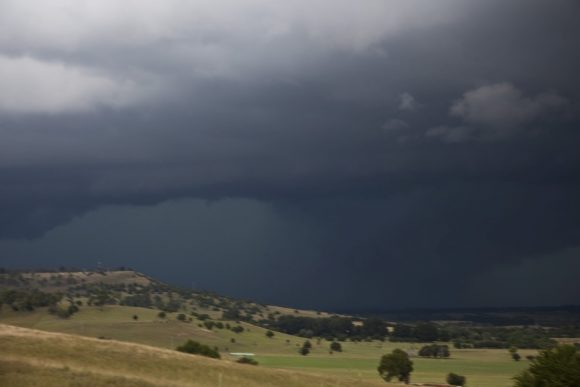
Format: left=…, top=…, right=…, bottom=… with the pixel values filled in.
left=0, top=305, right=535, bottom=386
left=253, top=341, right=533, bottom=387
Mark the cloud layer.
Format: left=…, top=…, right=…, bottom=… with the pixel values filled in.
left=426, top=83, right=569, bottom=142
left=0, top=0, right=579, bottom=308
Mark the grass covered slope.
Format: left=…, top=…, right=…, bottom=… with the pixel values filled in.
left=0, top=324, right=390, bottom=387
left=0, top=306, right=532, bottom=387
left=0, top=269, right=545, bottom=386
left=0, top=305, right=311, bottom=354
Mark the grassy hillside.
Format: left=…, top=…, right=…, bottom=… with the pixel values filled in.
left=0, top=305, right=533, bottom=387
left=0, top=270, right=334, bottom=320
left=0, top=324, right=390, bottom=387
left=0, top=270, right=542, bottom=386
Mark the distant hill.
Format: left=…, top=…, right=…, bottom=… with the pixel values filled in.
left=0, top=269, right=154, bottom=291
left=0, top=269, right=333, bottom=321
left=341, top=305, right=580, bottom=327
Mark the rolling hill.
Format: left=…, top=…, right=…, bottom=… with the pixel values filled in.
left=0, top=323, right=390, bottom=387
left=0, top=269, right=540, bottom=386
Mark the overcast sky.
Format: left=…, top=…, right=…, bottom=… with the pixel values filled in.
left=1, top=0, right=579, bottom=310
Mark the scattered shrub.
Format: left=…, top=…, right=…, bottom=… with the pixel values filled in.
left=237, top=357, right=258, bottom=365
left=330, top=341, right=343, bottom=352
left=447, top=372, right=466, bottom=386
left=176, top=340, right=220, bottom=359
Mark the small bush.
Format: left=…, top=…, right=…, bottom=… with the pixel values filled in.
left=330, top=341, right=342, bottom=352
left=237, top=357, right=258, bottom=365
left=176, top=340, right=220, bottom=359
left=447, top=372, right=466, bottom=386
left=418, top=344, right=450, bottom=358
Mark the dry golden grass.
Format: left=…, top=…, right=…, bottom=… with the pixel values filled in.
left=2, top=270, right=153, bottom=291
left=0, top=359, right=158, bottom=387
left=0, top=324, right=392, bottom=387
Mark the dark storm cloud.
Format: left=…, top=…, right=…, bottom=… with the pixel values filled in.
left=1, top=0, right=579, bottom=308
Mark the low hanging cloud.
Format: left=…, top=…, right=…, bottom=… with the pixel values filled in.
left=0, top=56, right=148, bottom=114
left=451, top=83, right=568, bottom=129
left=426, top=83, right=569, bottom=142
left=398, top=92, right=418, bottom=111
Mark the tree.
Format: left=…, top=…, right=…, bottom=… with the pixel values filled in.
left=298, top=346, right=310, bottom=356
left=93, top=290, right=113, bottom=308
left=447, top=372, right=466, bottom=386
left=237, top=356, right=258, bottom=365
left=176, top=340, right=220, bottom=359
left=330, top=341, right=343, bottom=352
left=266, top=330, right=275, bottom=338
left=512, top=352, right=521, bottom=361
left=377, top=349, right=414, bottom=384
left=514, top=345, right=580, bottom=387
left=177, top=313, right=187, bottom=321
left=392, top=324, right=414, bottom=339
left=414, top=322, right=439, bottom=342
left=158, top=311, right=166, bottom=319
left=362, top=317, right=388, bottom=338
left=419, top=344, right=450, bottom=358
left=222, top=308, right=241, bottom=320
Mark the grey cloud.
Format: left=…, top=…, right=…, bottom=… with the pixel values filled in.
left=398, top=92, right=418, bottom=111
left=425, top=125, right=475, bottom=143
left=0, top=0, right=471, bottom=115
left=450, top=83, right=568, bottom=128
left=465, top=247, right=580, bottom=307
left=425, top=83, right=569, bottom=142
left=0, top=55, right=152, bottom=114
left=0, top=0, right=579, bottom=308
left=382, top=119, right=409, bottom=133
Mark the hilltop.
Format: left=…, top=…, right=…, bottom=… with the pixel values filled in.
left=0, top=269, right=332, bottom=320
